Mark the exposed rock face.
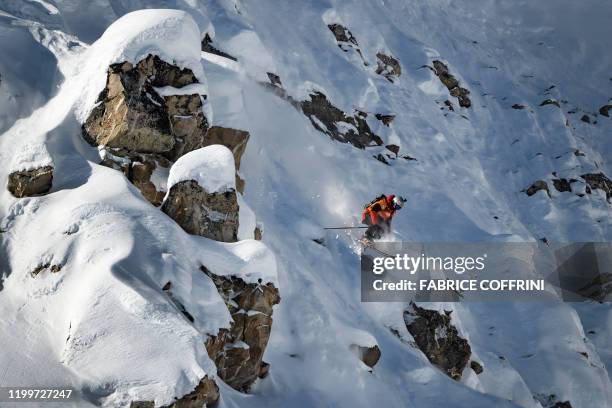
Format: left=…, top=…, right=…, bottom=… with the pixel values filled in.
left=350, top=344, right=381, bottom=368
left=300, top=91, right=383, bottom=148
left=100, top=148, right=170, bottom=206
left=165, top=376, right=220, bottom=408
left=131, top=376, right=219, bottom=408
left=375, top=53, right=401, bottom=82
left=524, top=180, right=550, bottom=197
left=164, top=93, right=209, bottom=162
left=599, top=104, right=612, bottom=117
left=470, top=360, right=484, bottom=374
left=581, top=173, right=612, bottom=202
left=432, top=61, right=471, bottom=108
left=404, top=303, right=471, bottom=380
left=375, top=113, right=395, bottom=126
left=512, top=104, right=526, bottom=110
left=161, top=180, right=239, bottom=242
left=552, top=178, right=573, bottom=193
left=7, top=166, right=53, bottom=197
left=83, top=54, right=210, bottom=205
left=202, top=267, right=280, bottom=392
left=204, top=127, right=249, bottom=170
left=580, top=114, right=591, bottom=124
left=201, top=33, right=237, bottom=61
left=539, top=98, right=560, bottom=108
left=327, top=23, right=367, bottom=65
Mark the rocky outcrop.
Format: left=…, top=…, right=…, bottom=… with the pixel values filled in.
left=204, top=126, right=250, bottom=193
left=161, top=180, right=239, bottom=242
left=375, top=113, right=395, bottom=126
left=599, top=104, right=612, bottom=117
left=375, top=53, right=401, bottom=82
left=83, top=55, right=210, bottom=205
left=470, top=360, right=483, bottom=374
left=404, top=303, right=471, bottom=380
left=327, top=23, right=367, bottom=65
left=524, top=180, right=550, bottom=197
left=7, top=166, right=53, bottom=197
left=100, top=148, right=170, bottom=206
left=581, top=172, right=612, bottom=202
left=552, top=178, right=573, bottom=193
left=300, top=91, right=383, bottom=149
left=131, top=376, right=219, bottom=408
left=202, top=267, right=280, bottom=392
left=431, top=61, right=471, bottom=108
left=201, top=33, right=237, bottom=61
left=165, top=376, right=220, bottom=408
left=539, top=98, right=560, bottom=108
left=350, top=344, right=381, bottom=368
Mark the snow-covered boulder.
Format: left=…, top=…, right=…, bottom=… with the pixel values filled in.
left=7, top=142, right=54, bottom=197
left=161, top=145, right=239, bottom=242
left=204, top=126, right=250, bottom=193
left=80, top=10, right=212, bottom=205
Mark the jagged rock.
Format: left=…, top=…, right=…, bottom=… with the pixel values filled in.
left=254, top=225, right=263, bottom=241
left=30, top=263, right=62, bottom=277
left=470, top=360, right=484, bottom=374
left=164, top=94, right=209, bottom=162
left=535, top=394, right=574, bottom=408
left=539, top=98, right=560, bottom=108
left=164, top=376, right=220, bottom=408
left=7, top=166, right=53, bottom=197
left=327, top=23, right=367, bottom=64
left=201, top=33, right=237, bottom=61
left=524, top=180, right=550, bottom=197
left=375, top=53, right=401, bottom=82
left=161, top=180, right=239, bottom=242
left=552, top=178, right=572, bottom=193
left=100, top=148, right=170, bottom=206
left=386, top=144, right=400, bottom=155
left=432, top=61, right=471, bottom=108
left=130, top=402, right=154, bottom=408
left=512, top=104, right=526, bottom=110
left=599, top=104, right=612, bottom=117
left=84, top=58, right=181, bottom=152
left=202, top=267, right=280, bottom=392
left=350, top=344, right=381, bottom=368
left=267, top=72, right=282, bottom=88
left=580, top=114, right=591, bottom=124
left=404, top=303, right=471, bottom=380
left=83, top=55, right=205, bottom=158
left=581, top=173, right=612, bottom=202
left=375, top=113, right=395, bottom=126
left=443, top=100, right=455, bottom=111
left=300, top=91, right=383, bottom=148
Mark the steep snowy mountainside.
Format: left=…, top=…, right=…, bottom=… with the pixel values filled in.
left=0, top=1, right=611, bottom=408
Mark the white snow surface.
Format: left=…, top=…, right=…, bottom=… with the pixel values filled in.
left=166, top=144, right=236, bottom=193
left=0, top=2, right=611, bottom=408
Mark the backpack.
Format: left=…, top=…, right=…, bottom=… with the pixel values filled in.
left=364, top=194, right=387, bottom=209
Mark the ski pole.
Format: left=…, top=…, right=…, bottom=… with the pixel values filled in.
left=323, top=226, right=368, bottom=230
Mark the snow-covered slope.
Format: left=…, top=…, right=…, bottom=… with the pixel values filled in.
left=0, top=1, right=610, bottom=407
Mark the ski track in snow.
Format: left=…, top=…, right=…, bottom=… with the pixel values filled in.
left=0, top=1, right=611, bottom=407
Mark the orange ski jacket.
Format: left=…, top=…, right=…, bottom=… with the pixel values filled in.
left=361, top=194, right=396, bottom=225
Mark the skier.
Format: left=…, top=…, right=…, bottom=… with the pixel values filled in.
left=361, top=194, right=406, bottom=241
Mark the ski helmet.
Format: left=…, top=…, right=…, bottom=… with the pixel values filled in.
left=393, top=195, right=407, bottom=210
